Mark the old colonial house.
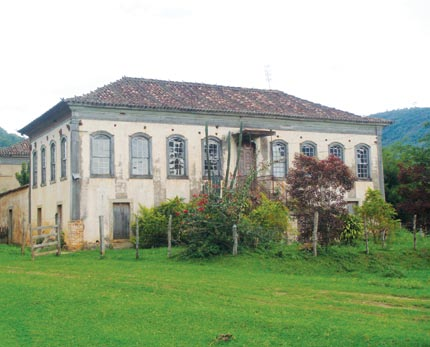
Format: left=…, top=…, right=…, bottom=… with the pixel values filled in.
left=19, top=77, right=389, bottom=249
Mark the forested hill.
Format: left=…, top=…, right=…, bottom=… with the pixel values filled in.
left=369, top=107, right=430, bottom=147
left=0, top=127, right=24, bottom=148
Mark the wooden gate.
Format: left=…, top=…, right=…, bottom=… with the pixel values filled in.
left=30, top=224, right=61, bottom=260
left=113, top=203, right=130, bottom=240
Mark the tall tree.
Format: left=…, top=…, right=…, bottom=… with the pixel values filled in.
left=15, top=162, right=30, bottom=186
left=286, top=154, right=356, bottom=245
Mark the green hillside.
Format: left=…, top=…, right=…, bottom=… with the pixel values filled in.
left=370, top=107, right=430, bottom=147
left=0, top=127, right=24, bottom=148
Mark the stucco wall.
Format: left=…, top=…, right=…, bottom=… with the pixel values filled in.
left=0, top=161, right=25, bottom=193
left=27, top=106, right=384, bottom=247
left=0, top=185, right=29, bottom=245
left=29, top=121, right=71, bottom=245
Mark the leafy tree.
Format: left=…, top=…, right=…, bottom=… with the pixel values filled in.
left=15, top=162, right=30, bottom=186
left=356, top=188, right=397, bottom=250
left=286, top=154, right=356, bottom=245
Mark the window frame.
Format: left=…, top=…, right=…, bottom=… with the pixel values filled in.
left=50, top=141, right=56, bottom=183
left=90, top=131, right=115, bottom=178
left=167, top=135, right=188, bottom=179
left=356, top=144, right=371, bottom=180
left=129, top=133, right=152, bottom=178
left=60, top=136, right=67, bottom=179
left=271, top=140, right=288, bottom=179
left=40, top=146, right=46, bottom=186
left=328, top=142, right=344, bottom=161
left=300, top=141, right=317, bottom=157
left=201, top=136, right=222, bottom=178
left=32, top=150, right=38, bottom=188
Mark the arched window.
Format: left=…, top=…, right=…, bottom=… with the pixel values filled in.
left=130, top=133, right=151, bottom=177
left=301, top=141, right=317, bottom=157
left=32, top=150, right=38, bottom=187
left=91, top=132, right=114, bottom=177
left=329, top=142, right=344, bottom=161
left=60, top=137, right=67, bottom=179
left=202, top=137, right=222, bottom=177
left=41, top=146, right=46, bottom=186
left=167, top=135, right=187, bottom=177
left=271, top=140, right=288, bottom=178
left=50, top=142, right=56, bottom=182
left=356, top=144, right=370, bottom=179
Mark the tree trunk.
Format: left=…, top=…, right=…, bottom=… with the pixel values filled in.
left=313, top=211, right=319, bottom=257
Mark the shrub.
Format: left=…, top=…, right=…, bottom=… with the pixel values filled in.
left=340, top=214, right=363, bottom=245
left=239, top=194, right=289, bottom=248
left=134, top=197, right=187, bottom=248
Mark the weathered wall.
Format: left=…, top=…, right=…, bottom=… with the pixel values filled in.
left=26, top=105, right=384, bottom=248
left=0, top=161, right=25, bottom=193
left=72, top=107, right=382, bottom=244
left=28, top=121, right=72, bottom=247
left=0, top=185, right=29, bottom=245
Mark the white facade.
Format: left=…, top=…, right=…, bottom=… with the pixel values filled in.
left=26, top=104, right=384, bottom=248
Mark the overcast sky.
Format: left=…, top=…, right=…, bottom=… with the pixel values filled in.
left=1, top=0, right=429, bottom=134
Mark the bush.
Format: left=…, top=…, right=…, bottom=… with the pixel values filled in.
left=239, top=194, right=289, bottom=248
left=134, top=197, right=187, bottom=248
left=340, top=214, right=363, bottom=245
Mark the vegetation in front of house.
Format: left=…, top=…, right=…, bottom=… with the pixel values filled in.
left=1, top=230, right=429, bottom=347
left=286, top=154, right=356, bottom=245
left=383, top=123, right=430, bottom=231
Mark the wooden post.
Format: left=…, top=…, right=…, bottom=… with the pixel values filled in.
left=99, top=216, right=105, bottom=258
left=135, top=218, right=140, bottom=260
left=21, top=218, right=25, bottom=256
left=364, top=219, right=369, bottom=255
left=232, top=224, right=238, bottom=256
left=413, top=214, right=417, bottom=250
left=55, top=213, right=61, bottom=256
left=30, top=226, right=34, bottom=261
left=313, top=211, right=319, bottom=257
left=167, top=214, right=172, bottom=258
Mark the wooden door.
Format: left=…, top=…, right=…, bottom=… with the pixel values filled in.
left=239, top=142, right=256, bottom=177
left=113, top=203, right=130, bottom=240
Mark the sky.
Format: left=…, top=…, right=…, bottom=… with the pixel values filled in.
left=1, top=0, right=429, bottom=134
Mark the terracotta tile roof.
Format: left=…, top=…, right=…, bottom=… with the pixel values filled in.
left=66, top=77, right=389, bottom=124
left=0, top=139, right=30, bottom=158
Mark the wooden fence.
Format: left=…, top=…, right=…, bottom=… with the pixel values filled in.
left=30, top=225, right=61, bottom=260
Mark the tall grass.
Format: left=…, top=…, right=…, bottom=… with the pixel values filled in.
left=0, top=229, right=429, bottom=346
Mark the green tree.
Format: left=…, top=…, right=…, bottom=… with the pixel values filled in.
left=356, top=188, right=397, bottom=251
left=15, top=162, right=30, bottom=186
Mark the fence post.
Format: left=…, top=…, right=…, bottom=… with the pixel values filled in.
left=313, top=211, right=319, bottom=257
left=99, top=216, right=105, bottom=258
left=135, top=219, right=139, bottom=260
left=167, top=214, right=172, bottom=258
left=232, top=224, right=238, bottom=256
left=21, top=218, right=25, bottom=256
left=364, top=219, right=369, bottom=255
left=413, top=214, right=417, bottom=250
left=30, top=226, right=34, bottom=261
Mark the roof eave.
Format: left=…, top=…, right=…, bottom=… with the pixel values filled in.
left=19, top=101, right=71, bottom=136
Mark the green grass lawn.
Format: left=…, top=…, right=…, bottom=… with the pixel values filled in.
left=1, top=231, right=429, bottom=346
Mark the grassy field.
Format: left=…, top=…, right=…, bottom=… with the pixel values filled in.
left=1, top=230, right=429, bottom=346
